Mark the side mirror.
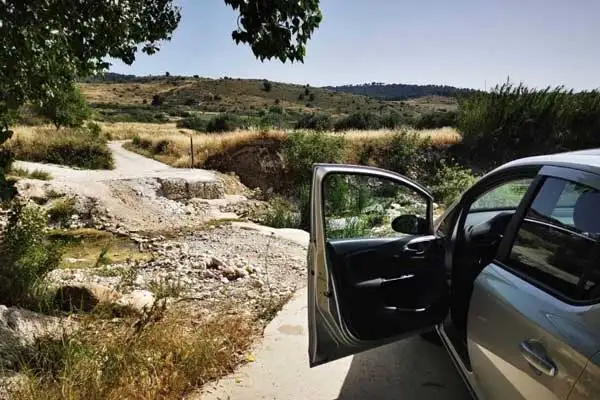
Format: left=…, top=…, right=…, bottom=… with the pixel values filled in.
left=391, top=214, right=428, bottom=235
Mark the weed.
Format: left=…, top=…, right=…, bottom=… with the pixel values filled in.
left=148, top=277, right=187, bottom=300
left=8, top=167, right=52, bottom=180
left=93, top=242, right=113, bottom=268
left=47, top=197, right=77, bottom=227
left=0, top=201, right=62, bottom=308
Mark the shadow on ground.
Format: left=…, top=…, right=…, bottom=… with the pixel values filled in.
left=336, top=337, right=472, bottom=400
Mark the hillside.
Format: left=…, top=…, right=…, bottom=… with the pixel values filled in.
left=79, top=74, right=457, bottom=124
left=326, top=82, right=476, bottom=100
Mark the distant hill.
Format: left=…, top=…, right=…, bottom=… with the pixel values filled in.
left=80, top=73, right=457, bottom=121
left=325, top=82, right=477, bottom=100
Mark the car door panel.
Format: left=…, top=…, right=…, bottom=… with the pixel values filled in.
left=468, top=265, right=594, bottom=400
left=308, top=164, right=449, bottom=367
left=326, top=236, right=447, bottom=340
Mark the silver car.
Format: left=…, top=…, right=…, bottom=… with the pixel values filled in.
left=307, top=149, right=600, bottom=399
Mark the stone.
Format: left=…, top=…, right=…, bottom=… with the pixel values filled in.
left=115, top=290, right=155, bottom=314
left=54, top=283, right=120, bottom=312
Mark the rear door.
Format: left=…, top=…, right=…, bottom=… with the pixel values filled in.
left=467, top=166, right=600, bottom=399
left=308, top=164, right=449, bottom=367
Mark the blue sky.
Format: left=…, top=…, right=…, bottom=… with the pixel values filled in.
left=110, top=0, right=600, bottom=90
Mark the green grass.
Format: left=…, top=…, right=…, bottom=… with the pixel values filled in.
left=8, top=166, right=53, bottom=180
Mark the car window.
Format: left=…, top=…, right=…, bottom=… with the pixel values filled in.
left=506, top=177, right=600, bottom=301
left=470, top=179, right=533, bottom=212
left=322, top=173, right=428, bottom=239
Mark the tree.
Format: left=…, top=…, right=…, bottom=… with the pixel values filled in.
left=225, top=0, right=322, bottom=62
left=0, top=0, right=322, bottom=197
left=263, top=80, right=273, bottom=92
left=37, top=85, right=91, bottom=129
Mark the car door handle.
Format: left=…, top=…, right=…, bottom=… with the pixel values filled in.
left=519, top=340, right=557, bottom=377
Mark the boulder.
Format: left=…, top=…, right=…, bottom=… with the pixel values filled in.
left=115, top=290, right=155, bottom=314
left=54, top=283, right=120, bottom=312
left=0, top=305, right=68, bottom=369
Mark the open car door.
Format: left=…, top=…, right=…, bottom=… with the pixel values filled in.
left=308, top=164, right=449, bottom=367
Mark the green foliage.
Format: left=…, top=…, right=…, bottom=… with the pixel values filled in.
left=225, top=0, right=322, bottom=62
left=36, top=85, right=91, bottom=129
left=48, top=197, right=77, bottom=227
left=413, top=110, right=457, bottom=129
left=262, top=80, right=273, bottom=92
left=176, top=116, right=209, bottom=132
left=373, top=130, right=443, bottom=180
left=459, top=83, right=600, bottom=166
left=294, top=113, right=333, bottom=131
left=334, top=111, right=381, bottom=131
left=259, top=197, right=299, bottom=229
left=10, top=129, right=114, bottom=170
left=284, top=132, right=346, bottom=185
left=0, top=202, right=62, bottom=308
left=86, top=121, right=102, bottom=138
left=148, top=277, right=186, bottom=300
left=428, top=163, right=478, bottom=206
left=380, top=111, right=405, bottom=129
left=8, top=167, right=52, bottom=181
left=206, top=113, right=242, bottom=133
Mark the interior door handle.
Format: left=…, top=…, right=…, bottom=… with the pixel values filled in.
left=519, top=340, right=557, bottom=377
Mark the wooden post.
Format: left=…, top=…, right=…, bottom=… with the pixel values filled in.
left=190, top=135, right=195, bottom=168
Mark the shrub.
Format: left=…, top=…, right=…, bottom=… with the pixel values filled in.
left=0, top=201, right=62, bottom=308
left=258, top=197, right=299, bottom=229
left=380, top=111, right=405, bottom=129
left=413, top=110, right=458, bottom=129
left=284, top=132, right=346, bottom=185
left=459, top=83, right=600, bottom=166
left=86, top=121, right=102, bottom=138
left=9, top=128, right=114, bottom=169
left=297, top=93, right=305, bottom=101
left=175, top=116, right=208, bottom=132
left=427, top=163, right=478, bottom=206
left=294, top=113, right=333, bottom=131
left=334, top=111, right=381, bottom=131
left=308, top=93, right=315, bottom=102
left=369, top=130, right=444, bottom=181
left=48, top=196, right=77, bottom=227
left=8, top=167, right=52, bottom=181
left=37, top=85, right=91, bottom=129
left=262, top=80, right=273, bottom=92
left=151, top=94, right=163, bottom=107
left=206, top=113, right=241, bottom=133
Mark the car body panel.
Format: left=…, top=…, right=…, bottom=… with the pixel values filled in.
left=568, top=352, right=600, bottom=400
left=468, top=264, right=596, bottom=400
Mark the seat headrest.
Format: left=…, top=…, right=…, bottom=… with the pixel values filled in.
left=573, top=191, right=600, bottom=235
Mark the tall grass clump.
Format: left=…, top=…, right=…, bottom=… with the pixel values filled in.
left=0, top=201, right=62, bottom=308
left=459, top=82, right=600, bottom=167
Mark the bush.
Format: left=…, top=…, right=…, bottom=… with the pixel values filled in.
left=334, top=111, right=381, bottom=131
left=9, top=128, right=114, bottom=169
left=47, top=196, right=77, bottom=227
left=176, top=116, right=208, bottom=132
left=37, top=85, right=91, bottom=129
left=413, top=110, right=458, bottom=129
left=427, top=163, right=478, bottom=206
left=0, top=201, right=62, bottom=308
left=206, top=113, right=241, bottom=133
left=380, top=111, right=404, bottom=129
left=258, top=197, right=299, bottom=228
left=262, top=80, right=273, bottom=92
left=151, top=94, right=163, bottom=107
left=284, top=132, right=346, bottom=185
left=368, top=130, right=444, bottom=181
left=294, top=113, right=333, bottom=131
left=459, top=83, right=600, bottom=166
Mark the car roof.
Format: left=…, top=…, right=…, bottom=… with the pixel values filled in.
left=492, top=148, right=600, bottom=175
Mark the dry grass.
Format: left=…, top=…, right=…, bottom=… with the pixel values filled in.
left=79, top=81, right=191, bottom=106
left=15, top=309, right=257, bottom=400
left=335, top=126, right=461, bottom=145
left=124, top=128, right=287, bottom=168
left=99, top=122, right=195, bottom=140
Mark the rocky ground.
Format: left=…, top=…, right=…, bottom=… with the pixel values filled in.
left=0, top=148, right=309, bottom=397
